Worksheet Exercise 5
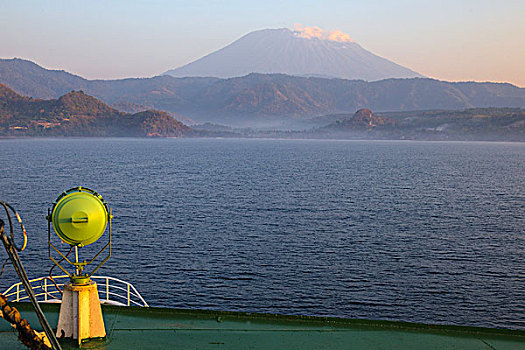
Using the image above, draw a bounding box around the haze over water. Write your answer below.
[0,138,523,330]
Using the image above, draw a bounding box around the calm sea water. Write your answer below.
[0,138,523,330]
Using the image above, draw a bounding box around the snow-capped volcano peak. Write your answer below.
[292,23,354,43]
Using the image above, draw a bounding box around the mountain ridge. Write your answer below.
[1,84,522,141]
[1,58,524,126]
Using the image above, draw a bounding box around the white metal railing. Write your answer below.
[2,275,149,307]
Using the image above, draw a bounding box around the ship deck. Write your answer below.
[1,303,524,349]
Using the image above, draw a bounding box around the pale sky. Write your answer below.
[1,0,524,86]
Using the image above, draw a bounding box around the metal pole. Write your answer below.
[74,246,79,276]
[0,223,62,350]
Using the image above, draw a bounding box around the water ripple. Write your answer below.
[0,138,523,330]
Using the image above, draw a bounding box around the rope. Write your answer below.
[0,293,51,350]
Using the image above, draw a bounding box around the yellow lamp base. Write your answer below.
[56,281,106,346]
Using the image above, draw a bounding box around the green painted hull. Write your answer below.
[1,303,524,349]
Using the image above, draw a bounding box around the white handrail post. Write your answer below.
[127,284,130,306]
[106,278,109,302]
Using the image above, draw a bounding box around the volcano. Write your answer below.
[164,27,423,81]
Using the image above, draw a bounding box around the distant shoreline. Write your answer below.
[1,136,523,144]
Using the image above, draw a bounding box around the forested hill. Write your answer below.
[312,108,525,141]
[0,84,191,137]
[1,58,524,126]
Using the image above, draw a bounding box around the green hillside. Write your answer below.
[0,85,191,137]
